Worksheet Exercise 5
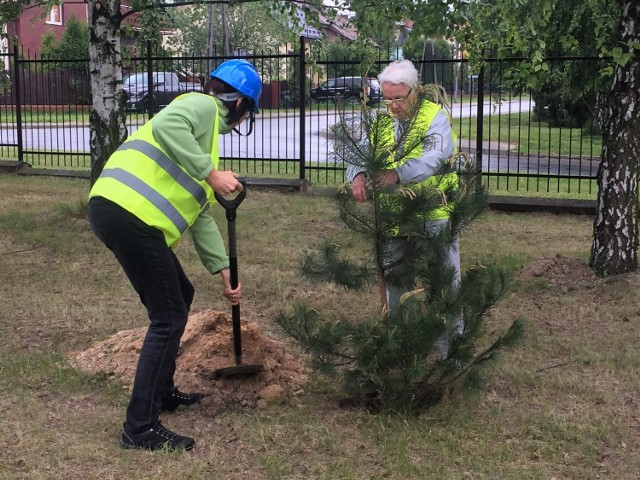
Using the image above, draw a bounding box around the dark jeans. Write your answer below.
[89,196,194,433]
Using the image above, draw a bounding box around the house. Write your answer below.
[291,5,358,44]
[4,2,89,55]
[4,1,358,59]
[318,12,357,43]
[3,1,139,57]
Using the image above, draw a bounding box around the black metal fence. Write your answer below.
[0,39,606,198]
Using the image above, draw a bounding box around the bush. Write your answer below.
[39,16,89,72]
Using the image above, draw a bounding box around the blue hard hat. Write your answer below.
[210,59,262,113]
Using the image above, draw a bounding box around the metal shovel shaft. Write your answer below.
[212,182,264,379]
[227,223,243,366]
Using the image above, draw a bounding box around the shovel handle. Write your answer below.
[214,179,247,222]
[214,180,246,365]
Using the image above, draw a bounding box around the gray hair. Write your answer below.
[378,60,419,89]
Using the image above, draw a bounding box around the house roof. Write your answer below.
[318,12,357,42]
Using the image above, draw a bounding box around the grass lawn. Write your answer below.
[457,113,603,158]
[0,175,637,479]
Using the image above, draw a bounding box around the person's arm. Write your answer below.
[189,212,229,274]
[395,110,455,184]
[152,94,218,180]
[153,95,241,195]
[345,156,369,202]
[346,163,366,183]
[189,212,242,305]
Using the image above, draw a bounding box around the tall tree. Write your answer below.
[86,0,128,186]
[590,2,640,275]
[40,15,90,71]
[164,2,294,57]
[450,0,638,275]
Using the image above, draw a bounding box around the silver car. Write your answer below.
[123,71,203,113]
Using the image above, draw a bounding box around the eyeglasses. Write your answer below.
[382,89,412,105]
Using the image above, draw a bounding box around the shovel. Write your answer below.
[212,180,264,379]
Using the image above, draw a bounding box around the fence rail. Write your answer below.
[0,40,605,199]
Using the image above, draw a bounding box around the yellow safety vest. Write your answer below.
[375,99,458,221]
[89,94,220,247]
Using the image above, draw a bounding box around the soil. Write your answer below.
[71,310,309,414]
[516,254,599,292]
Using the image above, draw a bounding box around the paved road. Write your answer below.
[0,98,532,154]
[0,97,598,177]
[479,150,599,177]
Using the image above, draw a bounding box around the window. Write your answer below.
[46,5,63,26]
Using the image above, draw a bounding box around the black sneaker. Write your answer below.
[119,422,195,451]
[160,388,205,412]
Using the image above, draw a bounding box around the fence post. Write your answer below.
[475,66,485,187]
[12,41,24,165]
[146,40,155,119]
[298,35,306,181]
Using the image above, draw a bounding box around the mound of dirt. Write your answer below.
[71,310,309,414]
[517,254,599,291]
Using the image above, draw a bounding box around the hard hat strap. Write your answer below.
[233,111,255,137]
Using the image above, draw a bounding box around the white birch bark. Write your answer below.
[591,1,640,275]
[87,0,128,185]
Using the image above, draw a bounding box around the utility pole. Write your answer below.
[220,3,230,56]
[206,4,216,72]
[431,37,437,84]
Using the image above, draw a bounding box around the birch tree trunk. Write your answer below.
[87,0,128,186]
[590,1,640,276]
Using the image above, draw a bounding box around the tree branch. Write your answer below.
[121,0,320,21]
[534,360,577,373]
[0,245,44,256]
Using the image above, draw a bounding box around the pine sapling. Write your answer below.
[277,86,524,411]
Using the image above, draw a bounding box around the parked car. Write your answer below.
[310,76,382,104]
[123,71,203,113]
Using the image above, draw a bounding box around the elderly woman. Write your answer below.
[89,60,262,452]
[346,59,462,352]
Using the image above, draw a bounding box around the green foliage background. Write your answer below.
[39,16,89,72]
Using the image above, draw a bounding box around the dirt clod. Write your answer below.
[71,310,308,414]
[517,254,599,292]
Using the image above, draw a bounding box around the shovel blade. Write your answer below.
[212,363,264,379]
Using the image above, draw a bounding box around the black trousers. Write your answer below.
[89,196,194,433]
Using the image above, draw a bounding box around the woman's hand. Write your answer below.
[206,170,243,196]
[351,173,368,202]
[220,268,242,305]
[374,169,399,187]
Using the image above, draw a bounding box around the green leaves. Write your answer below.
[0,0,30,25]
[609,38,640,67]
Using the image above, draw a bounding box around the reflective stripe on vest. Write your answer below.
[377,100,458,221]
[117,139,209,212]
[99,167,190,233]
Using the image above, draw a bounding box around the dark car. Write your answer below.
[310,76,382,104]
[123,71,203,113]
